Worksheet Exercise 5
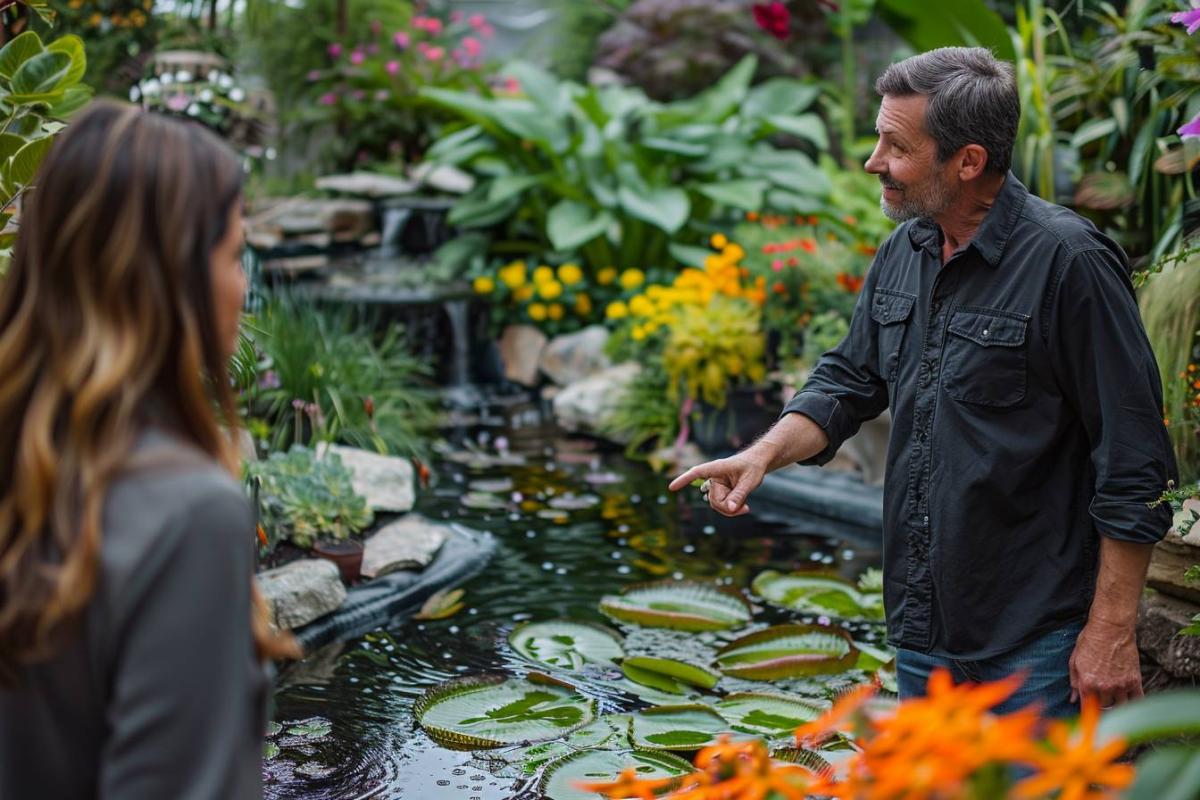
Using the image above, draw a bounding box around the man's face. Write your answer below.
[864,94,957,222]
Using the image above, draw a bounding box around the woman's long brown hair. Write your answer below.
[0,100,298,683]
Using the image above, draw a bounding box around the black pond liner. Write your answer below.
[292,524,496,653]
[753,465,883,547]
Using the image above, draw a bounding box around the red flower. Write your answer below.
[752,2,791,40]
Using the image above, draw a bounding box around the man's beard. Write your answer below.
[879,172,957,222]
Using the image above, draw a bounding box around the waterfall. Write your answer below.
[378,206,411,258]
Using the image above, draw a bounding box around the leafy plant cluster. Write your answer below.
[44,0,156,95]
[246,444,372,549]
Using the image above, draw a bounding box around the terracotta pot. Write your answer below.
[312,538,364,584]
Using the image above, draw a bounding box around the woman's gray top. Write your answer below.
[0,431,268,799]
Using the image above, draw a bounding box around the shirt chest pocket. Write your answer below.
[870,290,915,382]
[943,309,1029,407]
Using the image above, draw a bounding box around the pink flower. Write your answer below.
[306,69,321,81]
[461,35,482,58]
[327,42,342,58]
[386,59,400,76]
[1171,6,1200,34]
[468,13,485,28]
[393,31,410,48]
[351,89,366,101]
[166,93,189,112]
[424,46,445,62]
[772,259,784,271]
[413,15,443,35]
[318,92,337,106]
[479,22,495,39]
[350,49,366,65]
[752,1,791,40]
[1179,112,1200,138]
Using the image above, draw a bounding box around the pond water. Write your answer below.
[264,408,883,799]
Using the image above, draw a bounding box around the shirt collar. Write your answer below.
[906,172,1029,267]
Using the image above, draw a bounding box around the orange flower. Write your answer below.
[795,683,876,747]
[1013,696,1134,800]
[837,273,865,293]
[578,766,679,799]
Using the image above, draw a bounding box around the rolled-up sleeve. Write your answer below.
[781,247,892,465]
[1048,246,1178,543]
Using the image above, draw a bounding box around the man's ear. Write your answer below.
[957,144,989,181]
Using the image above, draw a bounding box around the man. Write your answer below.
[669,47,1177,716]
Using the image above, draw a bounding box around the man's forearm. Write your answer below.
[1088,537,1155,627]
[742,412,831,474]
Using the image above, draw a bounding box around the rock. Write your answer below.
[409,162,475,194]
[538,325,612,387]
[360,514,449,579]
[256,559,347,631]
[498,324,548,386]
[1137,591,1200,679]
[246,197,375,250]
[1171,498,1200,545]
[1147,531,1200,605]
[322,445,415,513]
[315,171,419,197]
[552,362,641,436]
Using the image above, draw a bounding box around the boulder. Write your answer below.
[1137,591,1200,679]
[256,559,347,631]
[1147,530,1200,605]
[409,162,475,195]
[552,362,641,436]
[322,445,415,513]
[314,171,419,197]
[498,324,548,386]
[360,514,449,579]
[538,325,612,386]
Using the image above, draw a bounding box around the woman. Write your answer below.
[0,100,296,798]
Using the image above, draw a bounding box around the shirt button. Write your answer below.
[923,515,930,525]
[982,328,990,338]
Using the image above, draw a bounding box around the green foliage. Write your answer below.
[599,363,681,458]
[801,311,851,369]
[250,296,438,459]
[662,296,765,408]
[44,0,155,96]
[875,0,1013,61]
[422,55,830,275]
[246,445,373,549]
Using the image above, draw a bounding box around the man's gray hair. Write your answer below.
[875,47,1019,176]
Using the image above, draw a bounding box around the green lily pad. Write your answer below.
[752,571,884,621]
[496,715,631,775]
[600,581,752,631]
[714,624,858,680]
[622,661,686,695]
[548,494,600,511]
[715,693,826,738]
[770,747,835,777]
[468,477,514,493]
[853,641,895,672]
[414,673,597,749]
[509,620,625,671]
[624,656,721,692]
[286,717,332,739]
[628,704,730,751]
[460,491,509,510]
[540,748,694,800]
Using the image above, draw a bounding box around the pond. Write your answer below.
[264,407,884,799]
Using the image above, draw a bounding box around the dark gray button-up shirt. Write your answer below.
[783,173,1177,659]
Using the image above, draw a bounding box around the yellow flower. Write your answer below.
[533,265,555,284]
[631,325,647,341]
[88,11,102,25]
[528,302,547,321]
[619,268,645,290]
[605,300,628,320]
[711,232,728,249]
[538,280,563,300]
[557,263,583,285]
[472,275,495,294]
[628,295,654,317]
[513,285,534,302]
[499,260,527,289]
[574,294,593,315]
[68,0,83,8]
[723,243,745,262]
[547,303,564,320]
[597,267,617,286]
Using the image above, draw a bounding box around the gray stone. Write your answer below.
[1171,498,1200,545]
[314,171,419,197]
[552,362,641,436]
[498,324,548,386]
[409,162,475,194]
[256,559,347,631]
[246,197,374,250]
[1147,532,1200,605]
[538,325,612,387]
[323,445,415,513]
[1138,592,1200,679]
[360,514,449,579]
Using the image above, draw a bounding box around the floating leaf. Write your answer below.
[714,624,858,680]
[770,747,834,777]
[264,741,280,760]
[468,477,514,493]
[509,620,625,671]
[715,693,825,738]
[629,704,731,751]
[286,718,333,739]
[540,748,693,800]
[414,588,465,621]
[622,662,686,695]
[548,494,600,511]
[600,581,752,631]
[624,656,720,691]
[460,491,508,510]
[496,716,631,775]
[856,568,883,594]
[415,674,596,749]
[752,571,884,621]
[267,721,283,736]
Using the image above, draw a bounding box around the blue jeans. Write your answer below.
[896,621,1084,719]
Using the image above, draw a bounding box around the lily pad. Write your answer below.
[600,581,752,631]
[460,491,509,510]
[496,716,631,775]
[771,747,835,777]
[584,471,622,485]
[540,748,693,800]
[628,704,730,751]
[853,640,895,672]
[286,717,332,739]
[509,620,625,671]
[752,571,884,621]
[548,494,600,510]
[714,624,858,680]
[623,656,721,694]
[715,693,825,738]
[414,673,597,749]
[469,477,514,493]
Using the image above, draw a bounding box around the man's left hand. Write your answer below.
[1068,616,1143,707]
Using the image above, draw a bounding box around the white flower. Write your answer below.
[129,86,141,102]
[199,89,214,102]
[265,147,277,160]
[187,104,200,116]
[228,87,245,103]
[219,74,233,89]
[160,72,173,84]
[142,79,161,96]
[176,70,193,83]
[207,70,219,83]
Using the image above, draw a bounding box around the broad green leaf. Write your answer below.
[744,149,831,195]
[696,180,766,211]
[7,135,53,187]
[540,748,692,800]
[714,624,859,680]
[509,620,625,671]
[1070,118,1118,150]
[1096,691,1200,746]
[766,190,825,216]
[623,657,720,690]
[0,32,44,82]
[488,174,544,203]
[641,137,708,158]
[0,133,25,164]
[505,61,568,117]
[621,661,685,695]
[45,84,91,118]
[1123,746,1200,800]
[655,55,757,127]
[764,114,829,150]
[752,571,884,621]
[45,35,86,89]
[447,185,520,229]
[628,704,730,751]
[599,580,752,631]
[715,693,825,738]
[617,185,689,234]
[876,0,1014,62]
[743,79,819,120]
[11,52,71,98]
[853,641,895,672]
[668,242,713,269]
[415,674,596,749]
[546,200,612,251]
[286,717,332,739]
